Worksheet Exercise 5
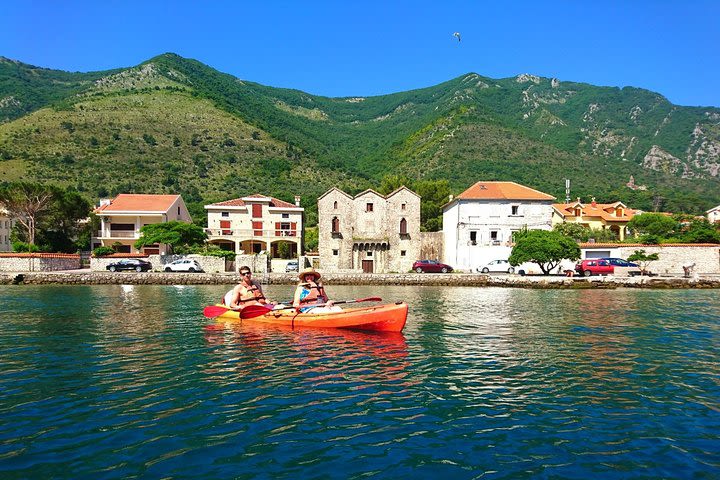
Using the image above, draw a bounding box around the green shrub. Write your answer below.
[93,246,116,257]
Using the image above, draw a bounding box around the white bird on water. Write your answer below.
[453,32,461,42]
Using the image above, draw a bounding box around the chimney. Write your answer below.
[294,195,301,207]
[99,199,111,207]
[449,194,454,202]
[591,197,596,208]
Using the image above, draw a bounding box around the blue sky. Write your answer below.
[2,1,719,107]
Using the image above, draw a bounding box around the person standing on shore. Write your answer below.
[225,266,269,310]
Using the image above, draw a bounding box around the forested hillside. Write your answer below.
[1,53,718,226]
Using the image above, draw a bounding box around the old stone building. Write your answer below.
[318,187,420,273]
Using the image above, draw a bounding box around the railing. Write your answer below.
[206,228,298,238]
[98,231,137,239]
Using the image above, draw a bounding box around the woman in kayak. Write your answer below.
[293,267,341,314]
[225,266,269,310]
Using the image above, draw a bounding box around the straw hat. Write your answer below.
[298,267,321,281]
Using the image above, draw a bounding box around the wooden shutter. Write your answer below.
[252,204,262,218]
[252,221,263,236]
[290,222,297,237]
[275,222,281,236]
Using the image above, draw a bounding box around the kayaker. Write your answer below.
[293,267,341,313]
[225,266,269,310]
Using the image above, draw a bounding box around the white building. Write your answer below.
[707,205,720,224]
[443,181,555,271]
[205,194,304,257]
[93,194,192,254]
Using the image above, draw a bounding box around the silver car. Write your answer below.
[477,259,515,274]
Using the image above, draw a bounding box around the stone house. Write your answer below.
[92,194,192,254]
[318,187,420,273]
[552,198,636,240]
[443,181,555,271]
[0,208,14,252]
[205,194,304,258]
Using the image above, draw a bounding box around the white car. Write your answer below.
[164,259,203,273]
[477,259,515,274]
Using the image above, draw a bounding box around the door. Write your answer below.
[362,260,373,273]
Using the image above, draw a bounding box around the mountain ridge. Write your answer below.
[1,53,718,223]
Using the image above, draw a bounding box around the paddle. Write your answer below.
[240,296,383,319]
[203,305,238,318]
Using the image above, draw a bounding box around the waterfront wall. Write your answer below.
[89,254,265,273]
[2,271,718,289]
[0,253,80,272]
[615,245,720,275]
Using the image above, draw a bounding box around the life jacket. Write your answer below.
[299,282,328,306]
[223,282,266,306]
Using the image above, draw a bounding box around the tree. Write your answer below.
[679,219,720,244]
[509,229,581,275]
[134,221,207,253]
[415,179,450,232]
[627,213,678,239]
[627,249,659,275]
[0,182,58,245]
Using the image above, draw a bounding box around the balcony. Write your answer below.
[206,228,298,239]
[97,230,138,239]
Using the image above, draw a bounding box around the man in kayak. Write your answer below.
[225,266,269,310]
[293,267,341,314]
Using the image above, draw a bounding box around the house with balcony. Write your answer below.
[0,208,15,252]
[443,181,555,271]
[318,186,420,273]
[204,194,304,257]
[92,194,192,254]
[552,198,636,241]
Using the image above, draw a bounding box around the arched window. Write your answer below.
[333,201,338,209]
[400,218,407,235]
[331,216,340,233]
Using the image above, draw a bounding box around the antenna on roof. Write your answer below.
[565,179,570,204]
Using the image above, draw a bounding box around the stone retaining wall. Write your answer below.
[1,271,718,289]
[616,245,720,275]
[0,253,81,272]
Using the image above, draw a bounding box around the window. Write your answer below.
[511,205,520,215]
[400,250,406,256]
[332,249,339,256]
[401,203,406,210]
[333,201,338,209]
[221,212,229,217]
[366,251,372,257]
[282,213,289,219]
[470,231,477,245]
[366,203,373,212]
[331,216,340,233]
[178,206,181,215]
[252,204,262,218]
[490,230,498,240]
[399,218,407,235]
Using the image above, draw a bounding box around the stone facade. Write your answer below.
[0,210,14,252]
[0,253,81,271]
[90,253,269,274]
[318,187,421,273]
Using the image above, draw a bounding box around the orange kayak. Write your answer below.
[214,302,408,332]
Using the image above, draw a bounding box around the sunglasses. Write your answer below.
[241,272,251,276]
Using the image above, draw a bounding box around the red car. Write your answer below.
[413,260,453,273]
[575,258,640,276]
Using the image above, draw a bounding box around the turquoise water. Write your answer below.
[0,284,718,479]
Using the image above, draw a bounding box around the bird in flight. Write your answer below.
[453,32,461,42]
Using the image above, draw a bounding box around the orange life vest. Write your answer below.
[299,282,328,306]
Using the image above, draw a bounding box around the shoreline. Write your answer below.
[1,270,718,289]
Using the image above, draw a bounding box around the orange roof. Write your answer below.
[457,182,555,201]
[208,194,298,209]
[553,201,636,222]
[94,194,180,213]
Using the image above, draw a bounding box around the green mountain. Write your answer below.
[1,53,719,225]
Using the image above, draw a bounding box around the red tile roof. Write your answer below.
[94,194,180,213]
[553,201,636,222]
[208,194,298,209]
[457,182,555,201]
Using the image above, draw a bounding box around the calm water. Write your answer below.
[0,284,718,479]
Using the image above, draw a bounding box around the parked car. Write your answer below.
[164,259,203,272]
[413,259,453,273]
[106,258,152,272]
[477,259,515,274]
[285,260,299,272]
[575,258,640,276]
